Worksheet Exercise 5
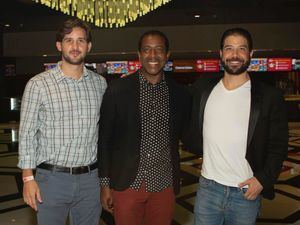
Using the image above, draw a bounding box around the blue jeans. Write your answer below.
[36,168,101,225]
[194,176,261,225]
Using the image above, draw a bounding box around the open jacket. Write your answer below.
[183,77,288,199]
[98,72,191,194]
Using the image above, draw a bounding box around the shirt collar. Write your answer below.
[139,70,166,88]
[53,61,90,82]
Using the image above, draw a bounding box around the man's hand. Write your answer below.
[120,71,134,78]
[239,177,263,200]
[101,186,114,213]
[23,180,42,211]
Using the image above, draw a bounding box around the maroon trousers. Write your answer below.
[112,184,175,225]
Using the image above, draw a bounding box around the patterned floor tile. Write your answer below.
[0,124,299,225]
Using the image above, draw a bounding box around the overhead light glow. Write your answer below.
[33,0,172,28]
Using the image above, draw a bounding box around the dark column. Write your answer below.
[0,26,5,122]
[0,26,4,94]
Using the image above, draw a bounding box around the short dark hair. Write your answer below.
[138,30,169,52]
[56,18,92,42]
[220,27,253,51]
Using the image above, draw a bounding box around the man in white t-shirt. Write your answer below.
[184,28,288,225]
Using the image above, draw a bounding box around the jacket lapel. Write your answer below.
[247,79,261,147]
[129,72,141,137]
[166,76,176,140]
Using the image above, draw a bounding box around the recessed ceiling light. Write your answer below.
[42,54,48,57]
[4,24,10,27]
[121,52,126,54]
[194,15,200,18]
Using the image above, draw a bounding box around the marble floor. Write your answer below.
[0,123,299,225]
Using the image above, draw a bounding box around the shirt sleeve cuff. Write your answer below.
[17,155,37,169]
[100,177,110,187]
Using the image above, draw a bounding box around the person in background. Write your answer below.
[18,18,107,225]
[184,27,288,225]
[98,30,190,225]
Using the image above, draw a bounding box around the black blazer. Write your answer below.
[183,77,288,199]
[98,72,191,194]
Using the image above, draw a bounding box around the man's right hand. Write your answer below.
[120,71,134,78]
[100,186,114,213]
[23,180,42,211]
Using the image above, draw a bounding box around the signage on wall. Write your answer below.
[127,61,142,74]
[196,59,220,72]
[107,61,128,74]
[267,58,292,71]
[173,60,196,73]
[41,57,299,75]
[248,58,268,72]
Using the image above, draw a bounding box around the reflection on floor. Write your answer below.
[0,122,299,225]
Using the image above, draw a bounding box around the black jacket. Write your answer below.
[98,72,191,194]
[183,77,288,199]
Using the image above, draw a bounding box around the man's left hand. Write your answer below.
[239,177,263,200]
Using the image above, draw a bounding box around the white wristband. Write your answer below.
[23,175,34,183]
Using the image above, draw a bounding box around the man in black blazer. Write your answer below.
[184,28,288,225]
[98,30,190,225]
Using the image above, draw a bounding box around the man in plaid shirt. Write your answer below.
[18,18,106,225]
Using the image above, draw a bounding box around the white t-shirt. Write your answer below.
[201,79,253,187]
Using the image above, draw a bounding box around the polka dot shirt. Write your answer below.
[129,72,173,192]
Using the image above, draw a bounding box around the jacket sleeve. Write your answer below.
[181,81,204,155]
[97,82,116,183]
[254,90,288,189]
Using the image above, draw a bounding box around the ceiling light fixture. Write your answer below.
[4,24,10,27]
[194,14,200,18]
[33,0,172,28]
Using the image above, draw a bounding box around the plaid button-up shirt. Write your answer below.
[18,62,107,169]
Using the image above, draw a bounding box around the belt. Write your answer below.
[37,162,98,175]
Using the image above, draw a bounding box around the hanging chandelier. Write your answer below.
[33,0,172,28]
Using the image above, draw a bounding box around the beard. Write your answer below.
[221,57,250,75]
[62,51,85,65]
